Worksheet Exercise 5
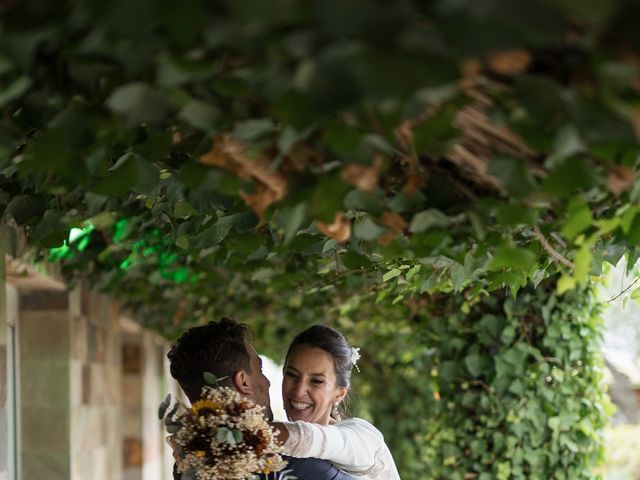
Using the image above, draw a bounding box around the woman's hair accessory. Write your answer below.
[350,347,361,372]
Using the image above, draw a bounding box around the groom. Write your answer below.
[167,317,354,480]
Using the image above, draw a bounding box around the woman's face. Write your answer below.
[282,344,348,425]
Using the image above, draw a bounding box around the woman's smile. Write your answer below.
[282,344,347,425]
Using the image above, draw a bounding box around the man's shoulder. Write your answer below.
[174,458,354,480]
[285,456,354,480]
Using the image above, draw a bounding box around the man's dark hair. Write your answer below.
[167,317,252,402]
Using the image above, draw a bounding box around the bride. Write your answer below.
[271,325,401,480]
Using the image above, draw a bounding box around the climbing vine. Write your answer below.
[0,1,633,477]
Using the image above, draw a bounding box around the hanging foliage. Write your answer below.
[0,2,626,478]
[1,0,639,328]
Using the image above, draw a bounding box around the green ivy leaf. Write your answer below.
[464,353,491,377]
[92,154,139,196]
[280,202,307,244]
[542,158,597,196]
[179,100,220,132]
[487,157,535,198]
[353,217,386,241]
[5,195,45,225]
[382,268,402,282]
[107,83,172,126]
[573,246,592,284]
[343,252,371,269]
[174,201,199,219]
[309,175,350,222]
[496,203,538,226]
[232,118,274,142]
[556,274,576,294]
[0,75,32,108]
[490,245,537,272]
[409,209,449,233]
[561,196,593,240]
[175,235,189,250]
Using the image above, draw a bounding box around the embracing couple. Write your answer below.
[168,317,401,480]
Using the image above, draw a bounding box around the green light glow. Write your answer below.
[69,224,95,251]
[48,223,95,261]
[112,219,129,243]
[68,227,85,243]
[49,241,71,261]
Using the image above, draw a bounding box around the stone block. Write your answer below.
[105,366,121,405]
[81,286,91,318]
[122,438,143,468]
[0,409,6,471]
[121,407,142,437]
[87,293,104,325]
[90,364,106,406]
[108,302,120,328]
[19,311,70,360]
[123,467,142,480]
[68,286,81,318]
[122,342,142,374]
[95,325,106,364]
[72,315,87,361]
[82,364,91,404]
[0,345,5,409]
[71,405,101,451]
[87,322,96,363]
[21,405,70,455]
[91,447,107,480]
[20,359,70,408]
[69,360,82,407]
[19,289,68,311]
[70,406,88,451]
[22,452,69,480]
[105,409,121,447]
[121,376,142,406]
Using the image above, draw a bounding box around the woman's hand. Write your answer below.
[165,434,183,468]
[269,422,290,445]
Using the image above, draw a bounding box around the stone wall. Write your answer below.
[18,284,71,479]
[3,255,176,480]
[69,287,122,480]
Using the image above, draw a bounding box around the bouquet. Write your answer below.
[159,383,290,480]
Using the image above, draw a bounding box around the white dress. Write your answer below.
[281,417,401,480]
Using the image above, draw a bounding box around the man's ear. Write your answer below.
[231,370,253,396]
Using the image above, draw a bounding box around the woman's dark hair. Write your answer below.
[167,317,252,402]
[284,324,355,389]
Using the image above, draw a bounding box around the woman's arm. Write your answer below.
[272,418,385,474]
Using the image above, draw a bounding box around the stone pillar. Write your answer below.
[18,286,71,480]
[121,327,175,480]
[69,286,122,480]
[141,333,168,480]
[0,235,7,480]
[121,333,143,480]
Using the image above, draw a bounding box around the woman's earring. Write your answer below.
[331,402,342,422]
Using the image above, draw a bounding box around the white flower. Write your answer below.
[350,347,361,371]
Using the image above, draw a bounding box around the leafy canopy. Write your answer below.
[0,0,639,332]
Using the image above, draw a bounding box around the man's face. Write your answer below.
[245,343,273,420]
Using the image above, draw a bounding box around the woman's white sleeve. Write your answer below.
[281,418,384,473]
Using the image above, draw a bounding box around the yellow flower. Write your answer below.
[262,469,271,475]
[195,451,206,458]
[191,399,220,414]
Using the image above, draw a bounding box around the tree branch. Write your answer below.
[607,275,640,303]
[533,226,575,270]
